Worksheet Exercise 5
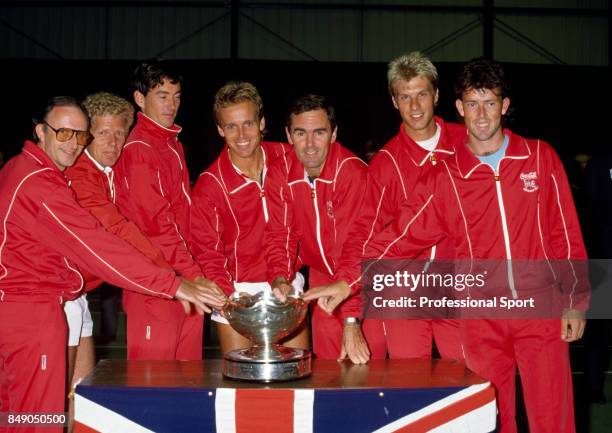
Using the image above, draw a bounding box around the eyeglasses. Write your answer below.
[44,121,92,146]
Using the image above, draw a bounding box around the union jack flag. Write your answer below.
[75,382,496,432]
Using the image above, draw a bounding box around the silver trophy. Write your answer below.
[221,290,312,382]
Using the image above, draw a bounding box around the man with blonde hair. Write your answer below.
[66,93,135,343]
[62,92,134,409]
[305,52,465,360]
[64,90,177,370]
[190,81,308,353]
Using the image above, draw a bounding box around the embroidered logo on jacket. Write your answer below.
[520,171,539,192]
[326,200,334,218]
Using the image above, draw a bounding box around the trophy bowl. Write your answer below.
[221,290,311,382]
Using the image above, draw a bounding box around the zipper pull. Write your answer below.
[311,189,316,199]
[494,174,500,181]
[260,189,265,198]
[430,153,437,165]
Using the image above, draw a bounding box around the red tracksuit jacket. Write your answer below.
[337,118,464,292]
[64,149,170,291]
[190,142,291,295]
[264,141,368,317]
[0,141,180,303]
[113,112,200,279]
[364,130,588,309]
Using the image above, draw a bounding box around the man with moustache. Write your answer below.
[265,94,370,363]
[190,82,308,353]
[113,61,222,360]
[305,52,464,360]
[0,96,223,432]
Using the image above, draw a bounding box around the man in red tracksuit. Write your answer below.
[308,52,465,360]
[353,60,587,433]
[0,97,224,433]
[64,92,173,369]
[113,61,219,360]
[190,82,308,353]
[265,94,370,363]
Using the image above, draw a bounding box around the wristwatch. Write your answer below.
[344,317,361,325]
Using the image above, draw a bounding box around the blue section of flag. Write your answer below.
[313,387,464,433]
[77,385,217,432]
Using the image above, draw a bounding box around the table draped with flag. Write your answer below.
[74,359,496,433]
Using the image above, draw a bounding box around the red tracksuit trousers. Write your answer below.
[461,319,575,433]
[122,292,203,360]
[362,318,464,360]
[309,269,344,358]
[0,302,66,433]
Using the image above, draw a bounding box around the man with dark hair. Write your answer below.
[190,81,308,353]
[265,94,370,364]
[113,60,221,360]
[130,61,184,111]
[0,96,223,430]
[306,51,465,360]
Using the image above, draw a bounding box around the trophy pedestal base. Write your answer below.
[223,348,312,382]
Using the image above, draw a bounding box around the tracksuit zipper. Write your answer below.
[311,184,334,275]
[257,184,268,222]
[494,171,518,299]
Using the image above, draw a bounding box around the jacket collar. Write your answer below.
[396,116,455,167]
[135,112,182,140]
[84,148,112,174]
[287,140,342,184]
[454,128,532,178]
[218,142,270,194]
[22,140,63,173]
